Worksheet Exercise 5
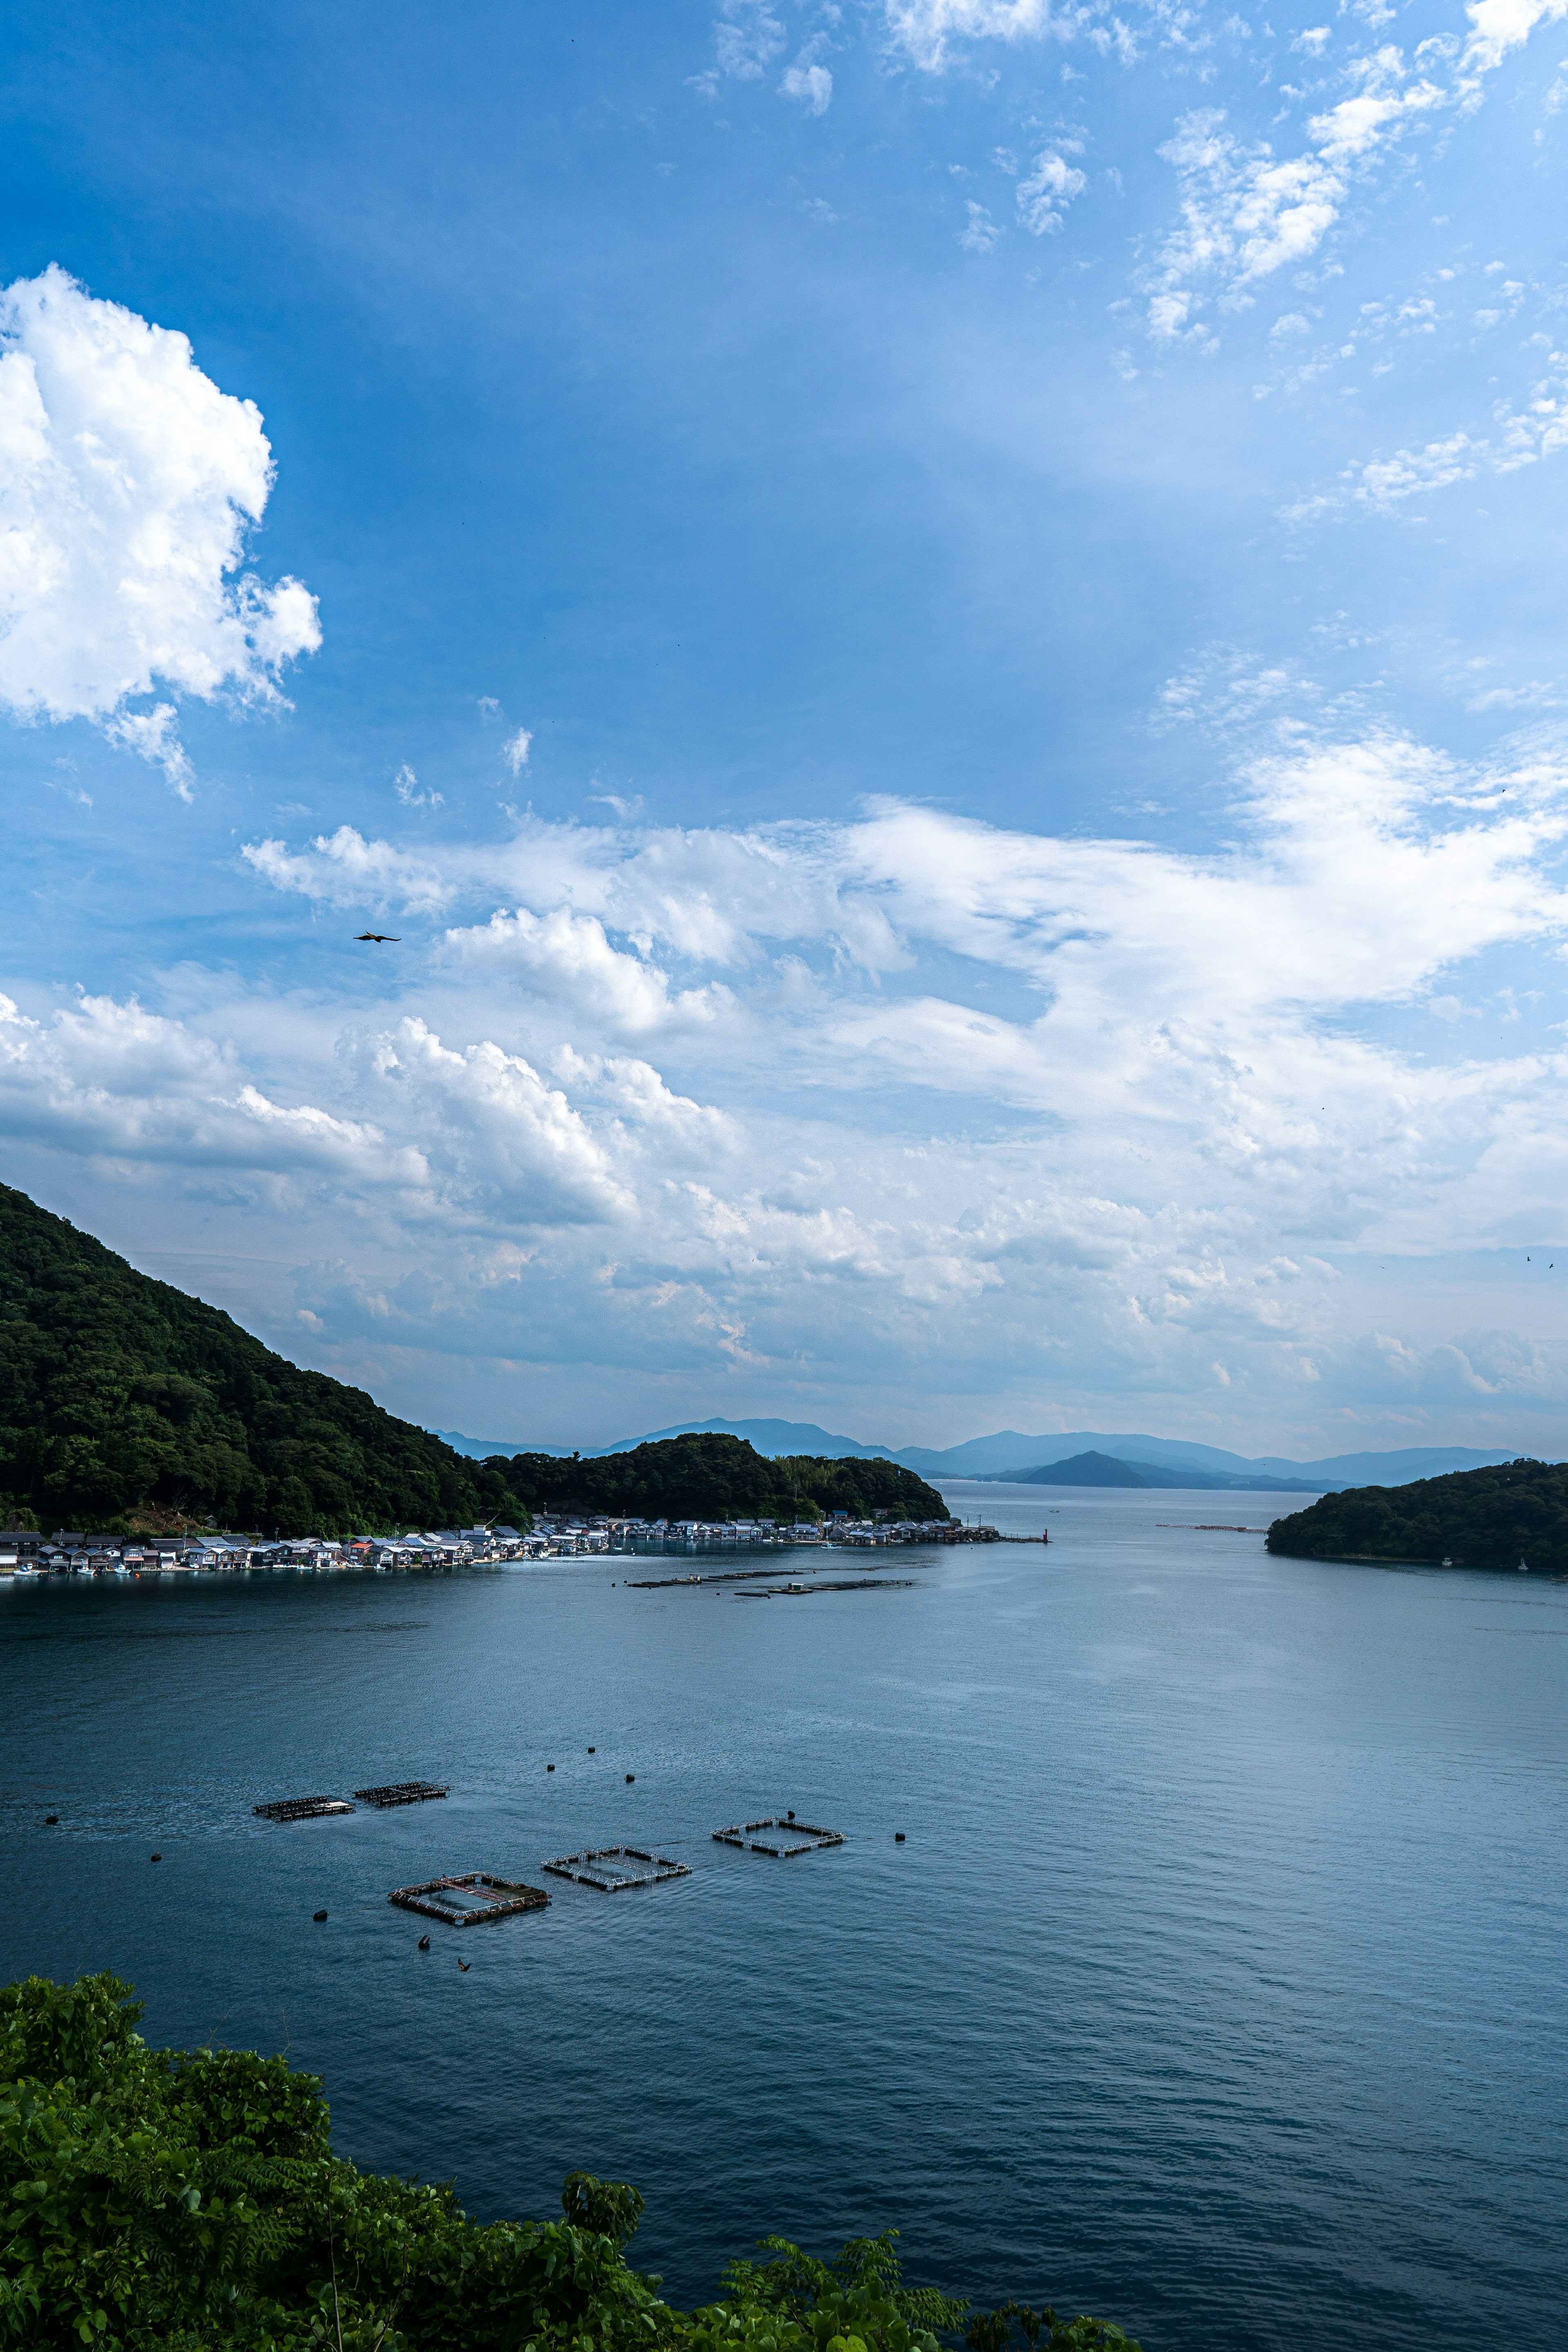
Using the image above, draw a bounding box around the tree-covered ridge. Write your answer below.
[0,1971,1138,2352]
[0,1181,528,1538]
[496,1433,952,1523]
[1266,1458,1568,1571]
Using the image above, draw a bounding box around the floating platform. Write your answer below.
[712,1816,844,1857]
[541,1845,692,1891]
[353,1780,449,1807]
[388,1872,550,1926]
[253,1795,355,1822]
[735,1578,914,1599]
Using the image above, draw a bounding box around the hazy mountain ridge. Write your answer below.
[434,1416,1526,1492]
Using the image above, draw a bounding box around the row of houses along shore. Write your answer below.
[0,1512,999,1578]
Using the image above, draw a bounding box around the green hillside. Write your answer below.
[0,1181,528,1537]
[501,1432,952,1522]
[1266,1457,1568,1572]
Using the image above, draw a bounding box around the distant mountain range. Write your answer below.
[432,1416,1534,1493]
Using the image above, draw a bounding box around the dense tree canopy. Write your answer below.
[0,1182,528,1537]
[497,1433,951,1523]
[0,1972,1138,2352]
[1266,1458,1568,1572]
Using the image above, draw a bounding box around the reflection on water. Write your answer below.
[2,1480,1565,2352]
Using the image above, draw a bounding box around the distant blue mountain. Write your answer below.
[429,1417,1538,1490]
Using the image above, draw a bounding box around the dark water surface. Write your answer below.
[2,1481,1565,2352]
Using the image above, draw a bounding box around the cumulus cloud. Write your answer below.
[883,0,1056,72]
[1016,147,1087,233]
[0,266,320,783]
[394,763,443,809]
[1144,61,1442,343]
[448,906,734,1036]
[960,202,1002,252]
[20,735,1538,1437]
[781,60,833,112]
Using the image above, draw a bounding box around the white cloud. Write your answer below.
[502,726,532,775]
[394,763,444,809]
[702,0,786,86]
[448,906,734,1036]
[1016,147,1087,234]
[960,202,1002,252]
[143,738,1568,1440]
[781,60,834,111]
[0,266,320,783]
[883,0,1056,72]
[1461,0,1568,80]
[1145,57,1442,341]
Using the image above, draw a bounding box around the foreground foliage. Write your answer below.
[497,1434,951,1525]
[0,1975,1137,2352]
[0,1182,529,1537]
[1266,1457,1568,1572]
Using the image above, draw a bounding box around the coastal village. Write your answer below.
[0,1511,1001,1576]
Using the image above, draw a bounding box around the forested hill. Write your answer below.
[1266,1459,1568,1573]
[500,1433,951,1523]
[0,1182,527,1537]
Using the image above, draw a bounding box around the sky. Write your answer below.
[4,0,1568,1457]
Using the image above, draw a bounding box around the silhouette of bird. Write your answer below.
[417,1935,430,1950]
[356,932,401,943]
[457,1957,471,1971]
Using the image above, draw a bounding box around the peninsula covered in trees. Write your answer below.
[0,1181,526,1538]
[502,1432,950,1525]
[1266,1458,1568,1572]
[0,1184,950,1538]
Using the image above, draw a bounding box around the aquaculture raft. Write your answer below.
[253,1795,355,1822]
[542,1846,692,1891]
[388,1873,550,1926]
[712,1817,844,1857]
[353,1780,449,1807]
[734,1577,914,1599]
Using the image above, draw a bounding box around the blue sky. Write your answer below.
[4,0,1568,1455]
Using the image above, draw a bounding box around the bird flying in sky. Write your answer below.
[355,932,400,943]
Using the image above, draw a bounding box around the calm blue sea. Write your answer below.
[2,1481,1565,2352]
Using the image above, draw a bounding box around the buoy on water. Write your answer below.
[44,1814,57,1826]
[626,1773,635,1782]
[588,1746,596,1753]
[895,1833,906,1843]
[547,1763,555,1771]
[150,1853,162,1863]
[418,1934,430,1950]
[313,1909,328,1922]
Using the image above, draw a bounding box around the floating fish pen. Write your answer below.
[627,1564,833,1590]
[388,1873,550,1927]
[712,1817,845,1857]
[541,1846,692,1891]
[353,1780,449,1807]
[253,1795,355,1822]
[735,1578,915,1599]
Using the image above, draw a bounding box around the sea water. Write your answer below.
[1,1480,1564,2352]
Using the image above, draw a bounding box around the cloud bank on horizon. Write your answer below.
[5,0,1568,1454]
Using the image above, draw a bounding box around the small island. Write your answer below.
[1266,1457,1568,1573]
